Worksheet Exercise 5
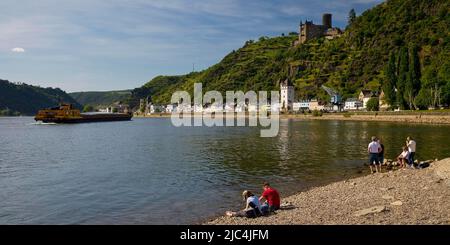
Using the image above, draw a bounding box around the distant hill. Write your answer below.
[0,79,82,116]
[69,90,132,108]
[130,0,450,109]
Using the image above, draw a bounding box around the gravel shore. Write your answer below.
[291,114,450,124]
[207,158,450,225]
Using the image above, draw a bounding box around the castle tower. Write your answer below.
[299,20,313,44]
[322,13,332,29]
[280,79,295,111]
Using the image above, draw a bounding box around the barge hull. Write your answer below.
[34,103,133,123]
[40,115,132,123]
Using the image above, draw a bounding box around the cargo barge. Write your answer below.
[34,104,132,123]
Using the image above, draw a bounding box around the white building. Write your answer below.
[193,105,203,113]
[280,79,295,111]
[293,100,310,111]
[235,104,245,113]
[99,103,129,114]
[308,99,324,111]
[204,103,223,113]
[270,103,281,112]
[177,104,192,113]
[248,104,258,112]
[98,108,110,113]
[224,103,235,112]
[165,104,177,113]
[344,98,363,111]
[293,102,301,112]
[150,105,165,114]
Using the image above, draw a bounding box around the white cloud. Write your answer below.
[11,47,25,53]
[0,0,382,91]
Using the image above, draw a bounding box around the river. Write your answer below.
[0,117,448,224]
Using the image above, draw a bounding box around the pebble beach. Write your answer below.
[207,158,450,225]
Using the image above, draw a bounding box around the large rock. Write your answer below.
[353,206,388,217]
[434,158,450,187]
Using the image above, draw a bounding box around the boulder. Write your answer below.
[382,195,394,200]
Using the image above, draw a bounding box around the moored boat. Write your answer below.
[34,104,132,123]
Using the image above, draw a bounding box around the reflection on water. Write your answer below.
[0,117,449,224]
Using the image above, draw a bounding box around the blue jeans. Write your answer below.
[408,152,416,166]
[261,203,278,215]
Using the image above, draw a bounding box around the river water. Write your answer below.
[0,117,448,224]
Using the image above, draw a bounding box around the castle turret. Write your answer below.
[322,13,332,29]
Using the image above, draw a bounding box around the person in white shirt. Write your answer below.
[397,146,410,168]
[406,136,417,168]
[367,136,382,173]
[225,190,262,218]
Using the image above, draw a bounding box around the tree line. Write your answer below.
[382,44,449,110]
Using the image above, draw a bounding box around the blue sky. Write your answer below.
[0,0,383,92]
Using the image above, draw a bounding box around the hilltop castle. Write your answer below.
[294,13,343,45]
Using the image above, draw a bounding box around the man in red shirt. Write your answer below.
[259,182,280,214]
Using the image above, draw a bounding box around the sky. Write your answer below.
[0,0,383,92]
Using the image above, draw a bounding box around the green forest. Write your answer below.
[130,0,450,110]
[0,79,81,116]
[69,90,132,109]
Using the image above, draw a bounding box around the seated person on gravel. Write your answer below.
[259,182,281,215]
[225,190,262,218]
[397,146,410,168]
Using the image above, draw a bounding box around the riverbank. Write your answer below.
[207,158,450,225]
[134,112,450,124]
[287,113,450,124]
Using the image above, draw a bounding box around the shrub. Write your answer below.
[366,98,379,111]
[82,105,94,112]
[312,109,323,117]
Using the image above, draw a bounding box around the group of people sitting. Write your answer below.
[397,136,417,168]
[368,136,417,173]
[226,182,280,218]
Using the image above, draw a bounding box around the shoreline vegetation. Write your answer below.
[207,158,450,225]
[134,111,450,125]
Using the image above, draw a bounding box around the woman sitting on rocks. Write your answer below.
[397,146,410,168]
[225,190,262,218]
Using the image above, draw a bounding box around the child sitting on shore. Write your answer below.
[397,146,410,168]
